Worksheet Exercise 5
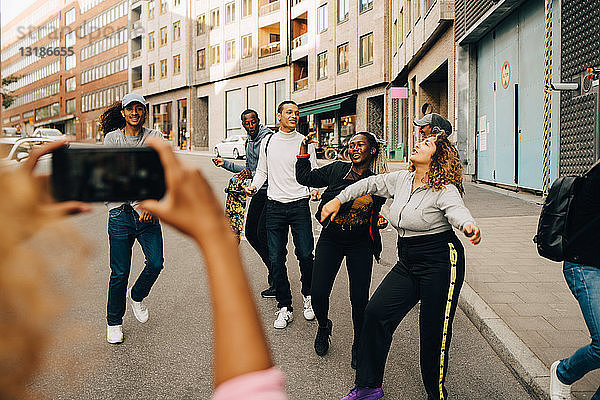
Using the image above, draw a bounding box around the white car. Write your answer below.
[31,128,65,140]
[0,137,54,171]
[214,135,247,159]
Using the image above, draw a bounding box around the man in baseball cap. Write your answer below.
[413,113,452,138]
[121,93,147,108]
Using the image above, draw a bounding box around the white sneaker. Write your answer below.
[550,360,571,400]
[107,324,123,344]
[303,295,315,320]
[127,288,149,323]
[274,307,293,329]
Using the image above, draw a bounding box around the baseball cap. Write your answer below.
[122,93,147,108]
[413,113,452,134]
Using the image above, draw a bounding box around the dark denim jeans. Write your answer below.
[557,262,600,399]
[266,198,314,311]
[107,206,164,326]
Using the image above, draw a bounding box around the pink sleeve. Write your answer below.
[212,367,288,400]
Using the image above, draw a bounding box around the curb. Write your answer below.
[458,283,550,400]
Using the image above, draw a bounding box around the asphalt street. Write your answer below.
[29,153,531,399]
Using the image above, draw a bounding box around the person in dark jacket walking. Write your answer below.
[296,131,388,367]
[321,128,481,400]
[213,110,275,297]
[549,162,600,400]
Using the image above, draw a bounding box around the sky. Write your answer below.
[1,0,38,29]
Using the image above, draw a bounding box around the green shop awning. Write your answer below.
[299,95,354,117]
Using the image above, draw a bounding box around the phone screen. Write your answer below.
[51,147,166,202]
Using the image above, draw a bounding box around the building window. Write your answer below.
[210,45,220,65]
[197,14,205,35]
[65,31,76,47]
[35,102,60,121]
[65,8,76,25]
[148,0,155,18]
[211,8,220,27]
[242,0,252,17]
[160,0,167,14]
[242,34,252,58]
[65,98,76,114]
[265,80,286,126]
[317,4,328,33]
[414,0,420,21]
[225,40,235,61]
[226,88,242,137]
[337,0,349,22]
[173,54,181,74]
[173,0,180,6]
[153,102,172,139]
[148,32,155,50]
[359,0,373,13]
[149,63,155,81]
[197,49,206,70]
[160,59,167,78]
[173,21,181,41]
[225,2,235,24]
[317,51,327,80]
[424,0,436,12]
[160,26,167,46]
[65,54,76,70]
[66,77,76,92]
[246,85,258,109]
[337,42,348,73]
[359,33,373,66]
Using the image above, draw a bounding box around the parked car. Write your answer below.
[0,137,54,170]
[214,135,247,159]
[31,128,65,140]
[1,127,20,137]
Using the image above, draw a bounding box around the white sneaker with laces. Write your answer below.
[127,288,149,323]
[107,324,123,344]
[274,307,293,329]
[303,295,315,320]
[550,360,572,400]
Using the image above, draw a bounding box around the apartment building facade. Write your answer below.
[455,0,560,190]
[386,0,454,161]
[131,0,290,151]
[288,0,390,150]
[1,0,129,142]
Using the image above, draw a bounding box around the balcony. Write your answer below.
[291,33,307,49]
[132,49,141,59]
[294,77,308,91]
[132,79,142,88]
[260,41,280,57]
[260,0,279,16]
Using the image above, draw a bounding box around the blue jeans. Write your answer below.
[266,198,314,311]
[107,206,164,326]
[557,262,600,399]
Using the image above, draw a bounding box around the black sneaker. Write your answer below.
[314,319,333,356]
[261,287,276,298]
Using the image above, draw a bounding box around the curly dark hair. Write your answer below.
[409,127,464,195]
[99,101,147,134]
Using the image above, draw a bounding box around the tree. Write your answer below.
[2,75,20,109]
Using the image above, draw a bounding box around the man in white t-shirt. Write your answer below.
[246,101,319,329]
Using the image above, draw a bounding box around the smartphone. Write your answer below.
[51,147,166,202]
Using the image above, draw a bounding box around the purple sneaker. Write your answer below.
[341,386,384,400]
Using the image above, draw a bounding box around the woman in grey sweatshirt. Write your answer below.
[321,128,481,400]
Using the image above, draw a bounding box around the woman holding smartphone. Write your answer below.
[99,93,165,344]
[296,131,387,367]
[321,128,481,400]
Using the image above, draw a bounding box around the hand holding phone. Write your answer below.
[51,147,166,202]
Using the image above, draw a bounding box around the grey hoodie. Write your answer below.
[222,124,273,190]
[336,170,476,237]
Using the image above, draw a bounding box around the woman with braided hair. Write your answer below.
[321,128,482,400]
[296,131,389,368]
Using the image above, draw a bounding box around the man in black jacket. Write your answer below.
[550,162,600,400]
